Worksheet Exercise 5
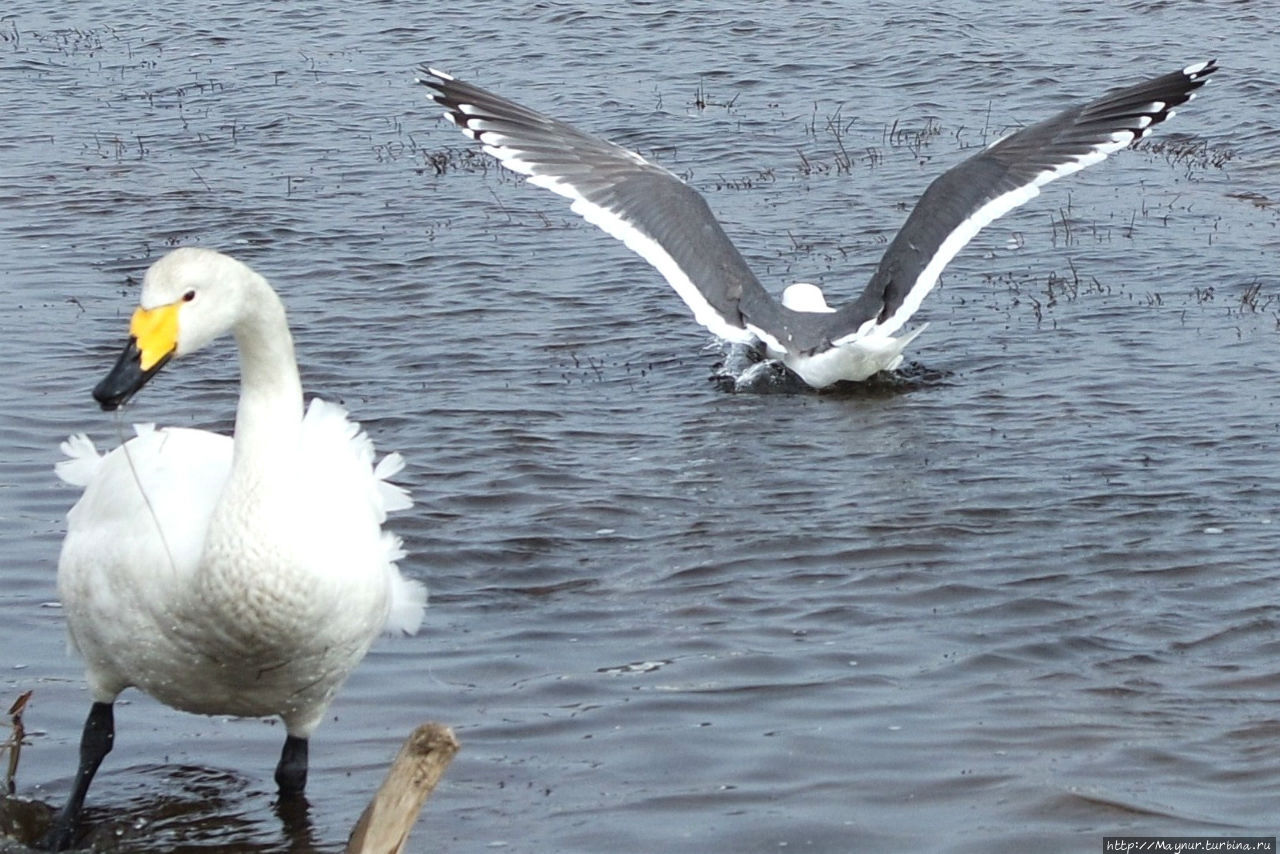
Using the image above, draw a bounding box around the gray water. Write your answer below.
[2,1,1278,851]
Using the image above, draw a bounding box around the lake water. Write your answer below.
[2,1,1278,851]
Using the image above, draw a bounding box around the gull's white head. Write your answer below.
[780,282,835,314]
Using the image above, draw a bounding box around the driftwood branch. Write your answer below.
[345,722,459,854]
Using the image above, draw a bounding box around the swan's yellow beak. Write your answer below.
[130,303,181,371]
[92,302,181,411]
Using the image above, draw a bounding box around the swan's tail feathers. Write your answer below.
[385,548,427,636]
[374,452,413,513]
[56,433,103,487]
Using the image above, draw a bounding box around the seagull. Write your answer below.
[417,61,1217,390]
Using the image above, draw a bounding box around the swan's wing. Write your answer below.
[56,433,103,487]
[57,427,232,681]
[300,397,412,522]
[823,60,1218,346]
[61,427,232,591]
[299,398,424,635]
[417,66,806,353]
[57,423,162,487]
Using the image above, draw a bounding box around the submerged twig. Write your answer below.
[3,691,33,794]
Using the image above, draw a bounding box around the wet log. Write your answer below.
[345,723,459,854]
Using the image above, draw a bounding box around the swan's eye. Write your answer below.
[182,290,196,302]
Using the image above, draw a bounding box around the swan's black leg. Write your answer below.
[38,701,114,851]
[274,734,308,796]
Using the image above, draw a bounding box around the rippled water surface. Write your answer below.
[2,1,1278,851]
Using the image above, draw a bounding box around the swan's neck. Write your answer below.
[196,269,307,649]
[230,275,303,469]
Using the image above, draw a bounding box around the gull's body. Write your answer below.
[43,248,426,849]
[418,61,1217,390]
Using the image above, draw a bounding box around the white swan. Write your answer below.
[42,247,426,850]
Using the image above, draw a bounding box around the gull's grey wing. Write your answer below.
[417,67,806,351]
[822,60,1218,347]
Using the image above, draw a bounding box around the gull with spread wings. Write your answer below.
[418,61,1216,390]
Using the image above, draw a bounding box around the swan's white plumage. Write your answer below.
[54,432,106,487]
[56,247,425,740]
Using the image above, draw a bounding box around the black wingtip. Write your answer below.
[1184,58,1219,86]
[414,65,451,94]
[415,65,456,118]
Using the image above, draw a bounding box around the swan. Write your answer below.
[417,60,1217,390]
[41,247,426,850]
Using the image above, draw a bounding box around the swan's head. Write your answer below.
[93,248,252,411]
[780,282,835,314]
